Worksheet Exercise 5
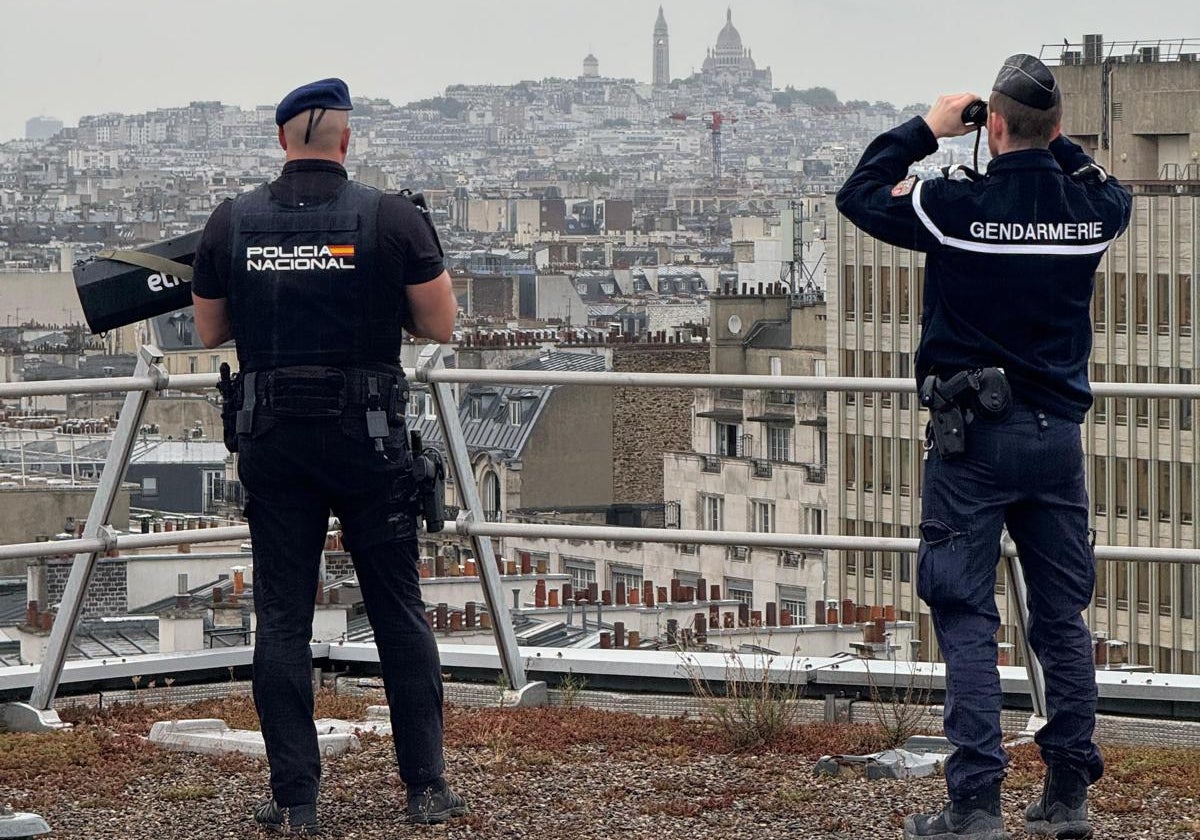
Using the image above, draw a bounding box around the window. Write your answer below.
[702,494,724,531]
[1135,272,1149,334]
[862,265,874,321]
[725,578,754,607]
[1178,273,1192,334]
[844,435,857,490]
[210,354,221,373]
[424,393,437,420]
[843,350,856,406]
[1137,561,1150,614]
[1182,462,1194,525]
[1116,560,1129,609]
[1156,355,1175,419]
[1115,459,1129,517]
[1112,367,1128,425]
[806,506,825,535]
[778,585,807,624]
[879,265,892,318]
[509,400,523,425]
[881,437,893,493]
[898,266,910,323]
[861,353,874,407]
[610,565,643,593]
[1158,563,1173,616]
[751,500,775,533]
[188,355,198,374]
[862,437,875,491]
[1182,369,1194,432]
[1156,273,1170,334]
[770,356,782,377]
[481,470,502,521]
[843,264,856,320]
[715,421,742,456]
[141,476,158,497]
[1093,457,1108,515]
[1114,272,1128,334]
[880,354,894,408]
[1157,461,1171,523]
[1136,459,1150,520]
[1181,564,1195,620]
[1134,366,1149,427]
[1093,272,1106,331]
[407,392,421,418]
[563,558,596,591]
[469,396,482,420]
[767,426,791,462]
[202,470,222,512]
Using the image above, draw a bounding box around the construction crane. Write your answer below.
[669,110,738,184]
[703,111,736,182]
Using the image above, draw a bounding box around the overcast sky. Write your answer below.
[2,0,1195,140]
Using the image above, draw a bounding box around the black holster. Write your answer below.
[920,367,1012,458]
[410,430,446,533]
[216,363,243,453]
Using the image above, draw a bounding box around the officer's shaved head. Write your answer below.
[281,108,350,153]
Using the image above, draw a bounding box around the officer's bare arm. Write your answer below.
[404,271,457,343]
[192,294,233,348]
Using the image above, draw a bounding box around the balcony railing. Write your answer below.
[2,345,1200,736]
[804,464,828,484]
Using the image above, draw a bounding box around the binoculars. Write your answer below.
[962,100,988,127]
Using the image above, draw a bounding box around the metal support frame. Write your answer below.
[1006,551,1048,738]
[5,357,1197,721]
[416,346,543,704]
[25,346,165,721]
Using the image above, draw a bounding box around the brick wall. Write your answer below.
[611,345,709,503]
[324,551,355,580]
[471,276,517,320]
[41,557,128,619]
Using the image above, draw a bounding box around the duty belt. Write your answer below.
[919,367,1012,458]
[238,366,408,452]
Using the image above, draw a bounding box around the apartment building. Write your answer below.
[830,38,1200,671]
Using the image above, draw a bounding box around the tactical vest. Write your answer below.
[227,180,403,371]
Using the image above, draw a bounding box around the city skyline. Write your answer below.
[3,0,1195,141]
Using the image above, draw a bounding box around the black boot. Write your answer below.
[1025,765,1092,839]
[253,799,321,835]
[903,783,1010,840]
[406,778,469,825]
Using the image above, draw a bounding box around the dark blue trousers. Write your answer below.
[238,416,444,807]
[918,403,1104,799]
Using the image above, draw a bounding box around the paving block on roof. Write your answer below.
[148,718,359,759]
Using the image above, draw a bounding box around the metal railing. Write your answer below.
[3,346,1200,732]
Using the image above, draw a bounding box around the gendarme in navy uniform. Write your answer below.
[191,78,467,831]
[837,56,1131,840]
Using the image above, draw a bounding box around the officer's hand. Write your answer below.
[923,93,982,139]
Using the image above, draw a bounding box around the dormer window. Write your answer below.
[509,400,523,425]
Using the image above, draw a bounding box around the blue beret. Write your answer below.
[992,54,1060,110]
[275,78,352,126]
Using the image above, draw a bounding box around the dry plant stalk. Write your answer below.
[680,635,804,751]
[863,660,935,749]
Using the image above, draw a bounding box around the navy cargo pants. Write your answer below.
[918,402,1104,799]
[238,412,444,807]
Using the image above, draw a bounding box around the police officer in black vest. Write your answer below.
[191,78,466,832]
[837,56,1131,840]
